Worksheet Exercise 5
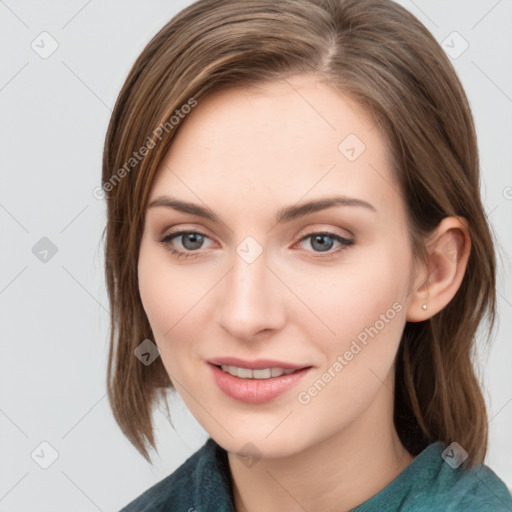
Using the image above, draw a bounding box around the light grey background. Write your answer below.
[1,1,511,510]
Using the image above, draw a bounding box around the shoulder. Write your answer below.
[437,462,512,511]
[118,437,233,512]
[118,445,205,512]
[415,443,512,511]
[353,442,512,511]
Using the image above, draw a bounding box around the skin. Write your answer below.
[138,74,470,512]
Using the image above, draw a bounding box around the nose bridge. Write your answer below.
[216,239,283,339]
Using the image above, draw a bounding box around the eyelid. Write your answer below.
[158,225,355,260]
[159,223,353,243]
[158,228,216,249]
[294,223,355,241]
[157,224,215,243]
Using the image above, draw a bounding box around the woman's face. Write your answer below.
[138,74,420,458]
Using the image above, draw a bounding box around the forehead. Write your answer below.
[149,75,400,219]
[165,76,380,159]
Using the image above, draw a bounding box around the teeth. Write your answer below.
[253,368,271,379]
[271,367,282,377]
[220,365,297,379]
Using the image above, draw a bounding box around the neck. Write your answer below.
[227,384,414,512]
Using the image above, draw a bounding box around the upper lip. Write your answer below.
[207,357,311,370]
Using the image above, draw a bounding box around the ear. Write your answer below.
[406,216,471,322]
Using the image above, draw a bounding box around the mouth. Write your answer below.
[207,357,313,404]
[207,356,311,378]
[213,364,303,379]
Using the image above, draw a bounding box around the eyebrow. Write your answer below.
[147,195,376,224]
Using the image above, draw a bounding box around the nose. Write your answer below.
[215,247,286,342]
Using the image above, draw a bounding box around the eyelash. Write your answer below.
[158,229,354,260]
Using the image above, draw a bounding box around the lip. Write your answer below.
[207,357,308,370]
[208,360,312,404]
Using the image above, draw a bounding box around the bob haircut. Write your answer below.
[102,0,497,466]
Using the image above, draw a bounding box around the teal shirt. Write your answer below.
[120,437,512,511]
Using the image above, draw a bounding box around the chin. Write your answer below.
[211,427,311,461]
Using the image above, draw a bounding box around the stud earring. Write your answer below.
[422,277,431,311]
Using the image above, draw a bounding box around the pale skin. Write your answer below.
[137,74,471,512]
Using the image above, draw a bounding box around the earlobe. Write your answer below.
[406,217,471,322]
[406,271,432,322]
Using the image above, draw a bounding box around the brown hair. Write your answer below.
[102,0,496,465]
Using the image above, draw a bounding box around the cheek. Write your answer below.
[138,245,167,332]
[294,273,408,428]
[137,242,214,372]
[137,243,190,353]
[138,251,188,383]
[297,243,411,394]
[138,241,194,333]
[296,252,409,341]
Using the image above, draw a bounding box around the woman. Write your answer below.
[101,0,512,510]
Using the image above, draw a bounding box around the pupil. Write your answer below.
[312,234,333,252]
[183,233,203,250]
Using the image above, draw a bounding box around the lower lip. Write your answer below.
[209,364,311,404]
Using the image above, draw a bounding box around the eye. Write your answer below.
[159,230,213,259]
[158,230,354,259]
[295,231,354,258]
